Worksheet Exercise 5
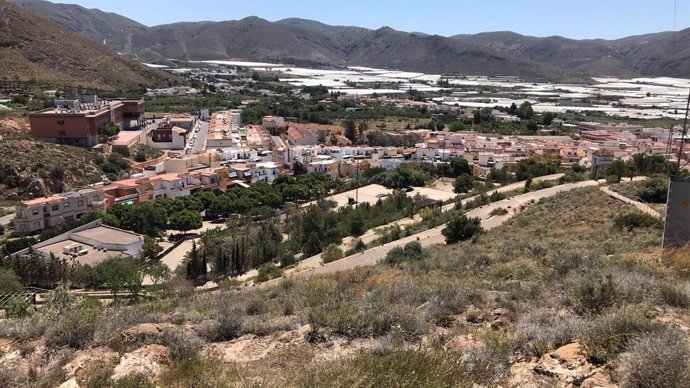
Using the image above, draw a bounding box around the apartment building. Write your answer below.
[13,189,106,233]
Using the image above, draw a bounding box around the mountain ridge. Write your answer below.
[9,0,690,80]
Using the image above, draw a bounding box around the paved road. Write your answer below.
[186,119,208,154]
[259,179,598,288]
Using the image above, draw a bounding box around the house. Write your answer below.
[147,123,187,150]
[287,127,318,146]
[591,148,615,171]
[12,189,107,233]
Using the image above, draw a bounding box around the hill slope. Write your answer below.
[0,0,180,91]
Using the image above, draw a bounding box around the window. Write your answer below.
[51,205,59,211]
[63,201,70,208]
[93,195,100,201]
[32,209,39,215]
[57,120,65,125]
[77,200,84,207]
[33,222,40,229]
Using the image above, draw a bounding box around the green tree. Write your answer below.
[517,101,535,120]
[139,236,163,262]
[442,214,483,244]
[169,210,202,235]
[96,257,143,299]
[453,173,475,194]
[343,118,357,142]
[542,112,554,126]
[99,122,120,143]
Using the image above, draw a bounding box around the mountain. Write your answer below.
[0,0,181,91]
[9,0,690,79]
[451,30,690,78]
[7,0,144,44]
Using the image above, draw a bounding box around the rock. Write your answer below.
[63,347,119,378]
[111,344,171,381]
[533,343,594,385]
[58,378,80,388]
[580,371,617,388]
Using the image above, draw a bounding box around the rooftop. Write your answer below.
[72,225,143,245]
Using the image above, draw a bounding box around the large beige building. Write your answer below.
[13,189,106,233]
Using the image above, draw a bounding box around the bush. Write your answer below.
[5,296,30,318]
[255,262,283,283]
[489,207,509,216]
[659,282,690,308]
[613,212,661,231]
[489,191,505,202]
[517,309,586,356]
[442,214,483,244]
[290,350,500,388]
[201,307,245,342]
[580,307,655,363]
[0,268,23,292]
[574,274,616,314]
[45,297,101,349]
[635,175,668,203]
[321,243,344,264]
[616,328,690,388]
[382,241,426,265]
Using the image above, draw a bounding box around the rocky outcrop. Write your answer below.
[111,344,171,381]
[507,343,617,388]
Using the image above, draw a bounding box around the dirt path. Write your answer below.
[258,179,598,288]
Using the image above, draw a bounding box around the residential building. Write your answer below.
[13,189,106,233]
[147,123,187,150]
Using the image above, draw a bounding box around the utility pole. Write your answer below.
[677,90,690,172]
[355,159,359,207]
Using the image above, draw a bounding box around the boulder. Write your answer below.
[111,344,171,381]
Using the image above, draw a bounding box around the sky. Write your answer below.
[57,0,690,40]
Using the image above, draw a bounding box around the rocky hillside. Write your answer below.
[1,187,687,387]
[0,0,181,91]
[0,118,106,201]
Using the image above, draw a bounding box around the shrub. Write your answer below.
[442,214,483,244]
[158,354,246,387]
[201,308,245,342]
[0,268,23,292]
[255,262,283,283]
[574,274,616,314]
[489,207,509,216]
[579,307,655,363]
[45,298,101,349]
[613,212,661,231]
[635,175,668,203]
[321,243,344,264]
[382,241,426,265]
[290,350,500,388]
[517,309,586,356]
[616,328,690,388]
[489,191,505,202]
[659,282,690,308]
[425,286,469,327]
[4,296,30,318]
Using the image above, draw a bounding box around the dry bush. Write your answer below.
[579,307,655,363]
[286,350,501,388]
[517,308,587,356]
[659,281,690,308]
[616,327,690,388]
